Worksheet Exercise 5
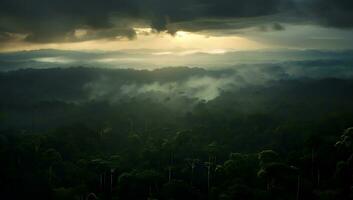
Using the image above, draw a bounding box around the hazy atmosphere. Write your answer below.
[1,1,353,200]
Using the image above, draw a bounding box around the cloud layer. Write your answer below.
[0,0,352,45]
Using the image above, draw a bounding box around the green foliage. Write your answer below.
[1,68,353,199]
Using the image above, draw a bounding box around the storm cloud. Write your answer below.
[0,0,352,45]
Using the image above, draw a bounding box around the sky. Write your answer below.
[0,0,353,53]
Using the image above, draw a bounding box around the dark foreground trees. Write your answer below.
[1,126,353,200]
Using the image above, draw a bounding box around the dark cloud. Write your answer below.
[272,23,285,31]
[0,0,352,45]
[303,0,353,28]
[0,32,15,42]
[0,0,129,43]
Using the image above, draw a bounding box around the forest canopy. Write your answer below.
[1,65,353,200]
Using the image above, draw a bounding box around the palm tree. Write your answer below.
[162,138,176,183]
[290,166,301,200]
[306,135,323,186]
[257,150,279,191]
[186,158,200,187]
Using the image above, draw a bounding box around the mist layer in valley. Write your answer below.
[1,52,353,133]
[1,49,353,71]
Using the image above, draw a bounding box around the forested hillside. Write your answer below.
[1,67,353,200]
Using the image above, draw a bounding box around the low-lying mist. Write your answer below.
[1,49,353,71]
[1,58,353,132]
[84,61,353,103]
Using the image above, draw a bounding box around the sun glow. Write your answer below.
[0,28,266,52]
[175,31,189,38]
[33,57,74,63]
[74,29,88,38]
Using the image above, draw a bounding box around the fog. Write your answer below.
[1,49,353,71]
[1,49,352,112]
[83,60,353,102]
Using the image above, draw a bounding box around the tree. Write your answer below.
[185,158,200,187]
[42,148,63,184]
